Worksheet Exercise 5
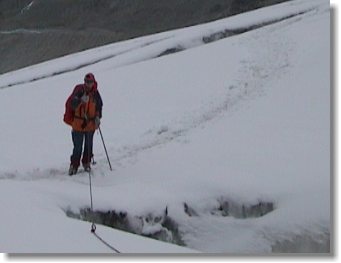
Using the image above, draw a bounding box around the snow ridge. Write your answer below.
[0,0,324,89]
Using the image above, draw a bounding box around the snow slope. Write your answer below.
[0,0,330,254]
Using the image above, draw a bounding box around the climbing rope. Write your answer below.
[92,230,121,253]
[87,132,121,253]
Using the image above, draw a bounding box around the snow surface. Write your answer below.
[0,0,330,255]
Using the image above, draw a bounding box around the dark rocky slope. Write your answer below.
[0,0,290,74]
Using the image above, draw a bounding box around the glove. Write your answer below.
[81,94,89,103]
[95,116,101,128]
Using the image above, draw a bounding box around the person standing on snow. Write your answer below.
[65,73,103,175]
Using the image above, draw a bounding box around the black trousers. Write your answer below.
[70,130,94,167]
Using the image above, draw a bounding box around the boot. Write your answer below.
[83,162,91,172]
[68,164,78,176]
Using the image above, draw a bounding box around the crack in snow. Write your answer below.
[65,198,275,249]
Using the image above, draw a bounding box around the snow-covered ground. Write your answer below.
[0,0,330,255]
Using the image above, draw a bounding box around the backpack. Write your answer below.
[63,94,74,126]
[63,84,84,126]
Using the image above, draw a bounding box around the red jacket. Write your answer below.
[64,81,103,131]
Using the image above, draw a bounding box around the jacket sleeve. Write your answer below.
[95,91,103,118]
[71,88,84,110]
